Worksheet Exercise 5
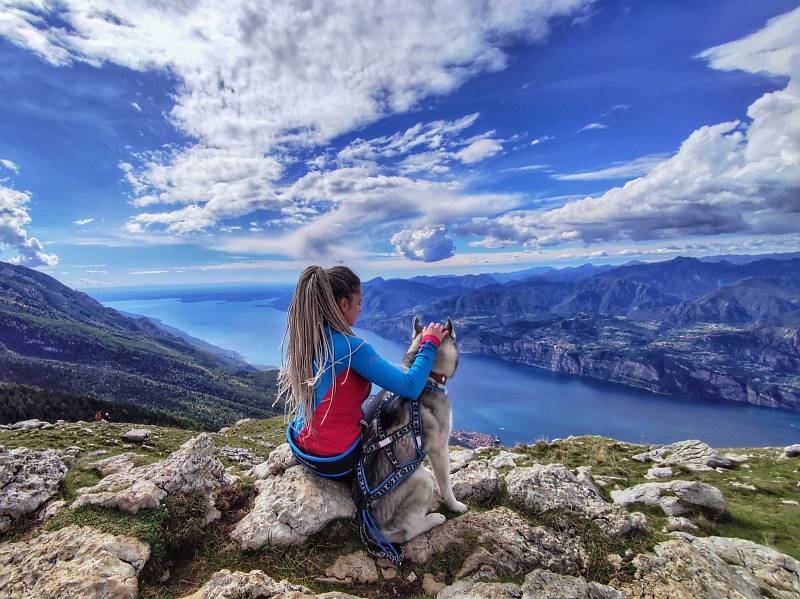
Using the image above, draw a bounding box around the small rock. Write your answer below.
[730,481,757,491]
[632,439,735,471]
[448,448,475,473]
[89,453,136,477]
[247,442,295,479]
[37,499,67,522]
[86,449,109,457]
[177,569,358,599]
[322,551,378,584]
[234,418,254,427]
[121,429,149,443]
[406,571,417,583]
[781,499,799,506]
[663,516,699,533]
[422,573,444,594]
[10,419,49,431]
[451,460,499,504]
[611,480,725,516]
[522,569,626,598]
[489,450,527,469]
[781,444,800,459]
[0,447,68,523]
[645,466,673,480]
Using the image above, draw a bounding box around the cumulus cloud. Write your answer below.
[553,153,670,181]
[463,7,800,250]
[0,0,594,251]
[73,218,94,225]
[0,162,58,266]
[391,225,455,262]
[0,159,19,173]
[530,135,554,146]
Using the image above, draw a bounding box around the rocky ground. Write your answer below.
[0,417,798,598]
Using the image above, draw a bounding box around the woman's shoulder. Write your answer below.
[325,325,368,350]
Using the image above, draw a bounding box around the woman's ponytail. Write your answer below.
[276,265,361,431]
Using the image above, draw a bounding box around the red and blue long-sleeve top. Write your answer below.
[294,323,441,457]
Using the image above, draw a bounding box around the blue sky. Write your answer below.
[0,1,798,288]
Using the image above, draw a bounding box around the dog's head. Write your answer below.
[403,316,459,379]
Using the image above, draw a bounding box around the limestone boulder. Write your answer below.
[781,444,800,459]
[505,464,646,537]
[0,446,68,524]
[321,551,379,584]
[451,460,500,504]
[405,506,586,579]
[246,442,296,479]
[231,465,355,549]
[631,439,735,471]
[10,419,50,431]
[489,450,527,469]
[121,428,150,443]
[89,452,137,476]
[72,434,235,522]
[179,568,365,598]
[611,480,725,516]
[644,466,673,480]
[621,535,800,599]
[449,448,475,473]
[521,569,626,598]
[0,525,149,599]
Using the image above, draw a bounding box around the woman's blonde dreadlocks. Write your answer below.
[276,265,361,431]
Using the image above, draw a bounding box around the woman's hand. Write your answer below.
[422,322,449,343]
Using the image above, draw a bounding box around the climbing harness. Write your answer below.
[352,374,448,565]
[286,416,362,478]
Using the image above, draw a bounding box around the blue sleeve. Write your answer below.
[350,339,438,399]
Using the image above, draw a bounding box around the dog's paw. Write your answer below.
[428,512,447,526]
[446,500,468,513]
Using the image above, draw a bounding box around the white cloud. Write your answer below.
[463,7,800,250]
[0,0,594,251]
[0,161,58,267]
[553,153,670,181]
[576,122,607,133]
[500,163,549,173]
[0,159,20,173]
[391,225,455,262]
[130,101,141,112]
[73,218,94,225]
[530,135,554,146]
[455,138,503,164]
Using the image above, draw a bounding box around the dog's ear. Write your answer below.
[445,317,455,339]
[413,316,423,337]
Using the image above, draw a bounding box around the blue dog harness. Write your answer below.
[353,376,447,565]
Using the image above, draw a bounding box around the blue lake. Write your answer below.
[102,295,800,448]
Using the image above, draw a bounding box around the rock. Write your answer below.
[234,418,254,427]
[723,453,751,464]
[55,419,65,425]
[72,434,234,521]
[0,446,68,523]
[423,573,445,595]
[730,481,757,491]
[217,445,258,466]
[89,453,136,476]
[451,460,500,504]
[782,499,799,506]
[322,551,379,584]
[86,449,108,457]
[663,516,699,533]
[437,578,522,598]
[574,466,603,497]
[644,466,673,480]
[10,419,49,431]
[489,450,527,469]
[37,499,67,522]
[611,480,725,516]
[449,448,475,473]
[178,568,364,598]
[248,442,296,479]
[505,464,646,537]
[631,439,735,471]
[781,444,800,459]
[521,569,626,598]
[405,507,586,579]
[0,525,149,599]
[622,535,800,599]
[231,465,355,549]
[121,428,150,443]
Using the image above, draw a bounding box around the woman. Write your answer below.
[278,265,448,477]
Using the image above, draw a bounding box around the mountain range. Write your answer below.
[0,262,280,428]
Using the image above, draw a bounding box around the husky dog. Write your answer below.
[362,316,467,544]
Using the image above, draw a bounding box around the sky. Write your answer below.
[0,0,798,288]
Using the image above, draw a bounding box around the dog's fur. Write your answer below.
[362,317,467,544]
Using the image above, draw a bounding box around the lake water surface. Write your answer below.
[102,295,800,447]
